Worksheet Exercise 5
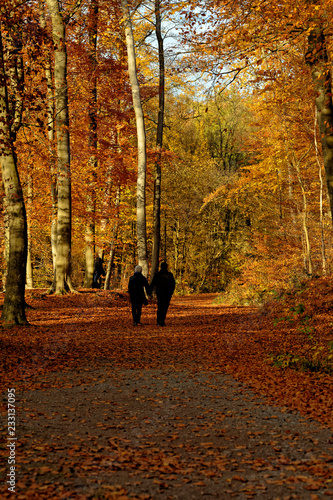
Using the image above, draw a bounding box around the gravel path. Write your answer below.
[3,366,333,499]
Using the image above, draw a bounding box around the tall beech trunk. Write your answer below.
[121,0,148,277]
[314,111,327,274]
[39,0,57,288]
[151,0,165,282]
[26,168,33,288]
[306,21,333,223]
[46,0,74,293]
[104,186,120,290]
[84,0,98,288]
[0,24,28,326]
[2,197,9,291]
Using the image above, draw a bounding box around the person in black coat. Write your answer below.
[150,262,175,326]
[128,265,150,326]
[92,256,105,289]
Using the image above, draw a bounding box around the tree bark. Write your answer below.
[306,21,333,223]
[0,22,28,326]
[151,0,165,282]
[39,0,57,291]
[46,0,74,293]
[26,167,33,288]
[104,186,120,290]
[121,0,148,277]
[314,112,327,275]
[84,0,98,288]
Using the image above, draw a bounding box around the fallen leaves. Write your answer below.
[0,285,333,498]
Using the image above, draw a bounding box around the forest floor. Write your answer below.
[1,277,333,499]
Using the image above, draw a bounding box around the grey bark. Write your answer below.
[39,0,57,288]
[121,0,148,277]
[46,0,74,293]
[306,21,333,223]
[84,0,99,288]
[26,167,33,288]
[104,186,120,290]
[0,21,28,325]
[314,111,327,274]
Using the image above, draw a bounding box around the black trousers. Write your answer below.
[156,294,171,325]
[131,299,143,324]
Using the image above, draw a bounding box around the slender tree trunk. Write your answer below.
[84,0,99,288]
[2,197,9,291]
[121,0,148,277]
[98,164,114,258]
[0,23,28,326]
[293,159,313,276]
[104,186,120,290]
[306,20,333,223]
[163,213,167,261]
[46,0,74,293]
[151,0,165,282]
[26,167,33,288]
[173,217,180,280]
[39,0,57,290]
[314,111,327,274]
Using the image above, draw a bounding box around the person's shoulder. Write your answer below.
[138,273,148,282]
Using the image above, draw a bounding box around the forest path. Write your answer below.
[1,292,333,499]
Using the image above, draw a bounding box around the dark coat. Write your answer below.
[150,269,175,298]
[92,257,105,288]
[128,272,150,304]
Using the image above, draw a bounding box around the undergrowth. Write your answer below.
[267,295,333,374]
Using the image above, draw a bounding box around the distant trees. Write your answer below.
[161,91,253,292]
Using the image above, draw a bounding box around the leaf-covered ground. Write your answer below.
[1,279,333,498]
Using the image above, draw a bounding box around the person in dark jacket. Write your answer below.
[92,256,105,289]
[150,262,175,326]
[128,265,150,326]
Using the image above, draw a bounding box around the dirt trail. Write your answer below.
[1,293,333,499]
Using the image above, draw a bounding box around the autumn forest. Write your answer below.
[1,0,333,325]
[3,1,333,498]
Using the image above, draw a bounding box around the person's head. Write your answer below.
[134,265,142,273]
[160,262,168,271]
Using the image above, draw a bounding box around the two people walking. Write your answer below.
[128,262,175,327]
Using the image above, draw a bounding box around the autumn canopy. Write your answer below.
[1,0,333,323]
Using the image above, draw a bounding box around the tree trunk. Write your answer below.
[293,157,313,276]
[121,0,148,277]
[104,186,120,290]
[2,197,9,291]
[46,0,74,293]
[84,0,98,288]
[173,217,180,280]
[314,111,327,274]
[151,0,165,282]
[306,21,333,223]
[39,0,57,291]
[0,24,28,326]
[26,167,33,288]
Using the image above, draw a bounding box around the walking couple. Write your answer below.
[128,262,175,327]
